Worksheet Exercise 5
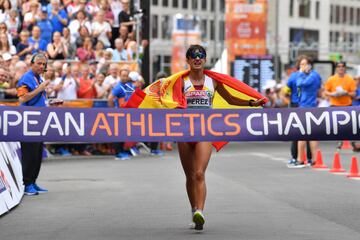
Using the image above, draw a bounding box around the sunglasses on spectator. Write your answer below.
[190,51,206,59]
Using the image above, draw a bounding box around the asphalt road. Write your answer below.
[1,142,360,240]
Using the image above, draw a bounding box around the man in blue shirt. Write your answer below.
[37,7,54,46]
[48,0,68,34]
[28,26,48,54]
[288,55,321,168]
[16,53,50,195]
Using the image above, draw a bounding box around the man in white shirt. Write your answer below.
[103,63,120,92]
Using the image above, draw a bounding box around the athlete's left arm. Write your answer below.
[214,81,266,107]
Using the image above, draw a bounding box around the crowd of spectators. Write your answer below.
[0,0,160,158]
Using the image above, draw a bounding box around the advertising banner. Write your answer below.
[0,106,360,142]
[171,15,201,74]
[225,0,268,62]
[0,142,23,216]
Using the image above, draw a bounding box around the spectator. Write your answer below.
[66,0,81,19]
[62,27,75,59]
[23,0,39,30]
[75,25,91,48]
[285,57,312,166]
[103,63,120,91]
[110,0,122,46]
[112,38,127,61]
[118,0,134,33]
[48,0,68,34]
[0,0,12,24]
[0,22,13,46]
[94,72,107,99]
[94,39,104,60]
[118,24,129,48]
[126,40,137,60]
[86,0,101,16]
[0,66,10,99]
[77,65,97,98]
[324,61,357,150]
[288,55,321,168]
[68,9,92,44]
[5,9,20,46]
[47,31,68,59]
[353,76,360,106]
[37,6,53,46]
[2,52,11,68]
[44,65,58,98]
[100,0,114,25]
[56,63,79,100]
[0,32,16,55]
[52,60,64,78]
[16,30,31,60]
[91,10,112,48]
[76,36,95,62]
[29,26,47,54]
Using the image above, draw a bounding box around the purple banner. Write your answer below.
[0,106,359,142]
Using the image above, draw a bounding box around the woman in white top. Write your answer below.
[179,45,266,231]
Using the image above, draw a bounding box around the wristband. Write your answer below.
[249,100,254,107]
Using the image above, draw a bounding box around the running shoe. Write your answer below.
[24,184,39,196]
[136,142,151,153]
[150,149,164,156]
[129,146,140,156]
[287,160,307,168]
[33,183,48,193]
[192,210,205,231]
[115,152,131,160]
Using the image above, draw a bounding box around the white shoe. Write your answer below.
[192,210,205,231]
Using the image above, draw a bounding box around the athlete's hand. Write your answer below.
[40,80,50,91]
[252,97,267,107]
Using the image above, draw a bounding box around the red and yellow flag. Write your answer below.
[125,70,267,150]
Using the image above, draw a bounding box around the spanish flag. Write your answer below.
[125,70,267,151]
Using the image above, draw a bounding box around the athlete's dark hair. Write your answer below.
[186,44,206,59]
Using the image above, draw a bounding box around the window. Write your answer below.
[315,1,320,19]
[210,20,215,40]
[161,15,171,39]
[350,8,354,25]
[289,0,294,17]
[201,19,207,39]
[211,0,215,12]
[163,0,168,7]
[342,6,347,24]
[219,20,225,41]
[201,0,207,10]
[330,5,333,23]
[182,0,188,9]
[357,8,360,26]
[329,31,333,43]
[151,15,158,39]
[191,0,197,10]
[173,0,178,8]
[299,0,311,18]
[335,5,340,24]
[152,0,158,6]
[335,31,339,43]
[220,0,225,12]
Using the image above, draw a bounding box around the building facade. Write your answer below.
[149,0,225,80]
[267,0,360,67]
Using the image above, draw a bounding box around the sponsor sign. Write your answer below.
[0,106,360,142]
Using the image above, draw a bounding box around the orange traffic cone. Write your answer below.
[312,150,328,169]
[347,156,360,178]
[342,140,352,150]
[329,152,346,173]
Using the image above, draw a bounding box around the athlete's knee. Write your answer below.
[193,171,205,182]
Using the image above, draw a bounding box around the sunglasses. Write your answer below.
[190,51,206,59]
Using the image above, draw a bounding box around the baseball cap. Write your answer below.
[129,71,140,81]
